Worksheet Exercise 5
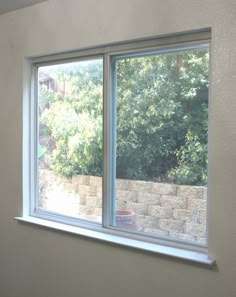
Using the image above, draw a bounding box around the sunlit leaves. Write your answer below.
[39,48,209,185]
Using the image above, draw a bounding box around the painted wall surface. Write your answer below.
[0,0,236,296]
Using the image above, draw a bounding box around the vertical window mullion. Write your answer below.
[103,54,115,227]
[111,56,117,226]
[31,65,39,215]
[103,54,117,227]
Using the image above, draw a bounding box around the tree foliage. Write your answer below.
[39,48,209,185]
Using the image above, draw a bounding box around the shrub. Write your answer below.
[39,50,208,186]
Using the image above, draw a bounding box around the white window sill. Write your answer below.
[15,216,215,266]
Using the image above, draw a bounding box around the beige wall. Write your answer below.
[0,0,236,296]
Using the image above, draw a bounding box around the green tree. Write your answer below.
[39,48,209,186]
[39,60,103,176]
[115,49,208,185]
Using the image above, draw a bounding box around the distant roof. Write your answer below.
[39,71,53,82]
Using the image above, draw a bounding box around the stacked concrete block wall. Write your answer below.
[40,169,207,243]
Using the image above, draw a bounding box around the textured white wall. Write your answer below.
[0,0,236,296]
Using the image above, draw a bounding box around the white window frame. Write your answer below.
[20,29,214,265]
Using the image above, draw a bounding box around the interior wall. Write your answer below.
[0,0,236,296]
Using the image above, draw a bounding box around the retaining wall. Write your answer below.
[39,169,207,243]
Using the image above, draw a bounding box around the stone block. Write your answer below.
[185,223,206,237]
[85,195,98,207]
[161,196,187,209]
[96,186,103,198]
[173,209,195,223]
[116,190,137,202]
[159,219,184,233]
[128,180,152,192]
[203,188,208,200]
[137,192,161,205]
[199,211,207,224]
[188,199,207,211]
[125,202,148,215]
[134,215,158,229]
[116,179,129,190]
[177,185,203,199]
[79,194,86,205]
[78,185,97,196]
[96,197,102,208]
[148,205,173,219]
[72,175,90,186]
[89,176,102,186]
[151,182,177,196]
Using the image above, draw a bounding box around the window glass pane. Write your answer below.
[113,45,209,244]
[38,59,103,223]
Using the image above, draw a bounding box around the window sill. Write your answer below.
[15,216,215,266]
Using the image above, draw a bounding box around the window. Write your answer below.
[23,30,211,257]
[38,58,103,221]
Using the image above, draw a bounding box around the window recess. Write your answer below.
[21,30,212,260]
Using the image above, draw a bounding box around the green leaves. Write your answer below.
[39,49,208,185]
[168,131,208,185]
[39,60,103,177]
[115,49,208,184]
